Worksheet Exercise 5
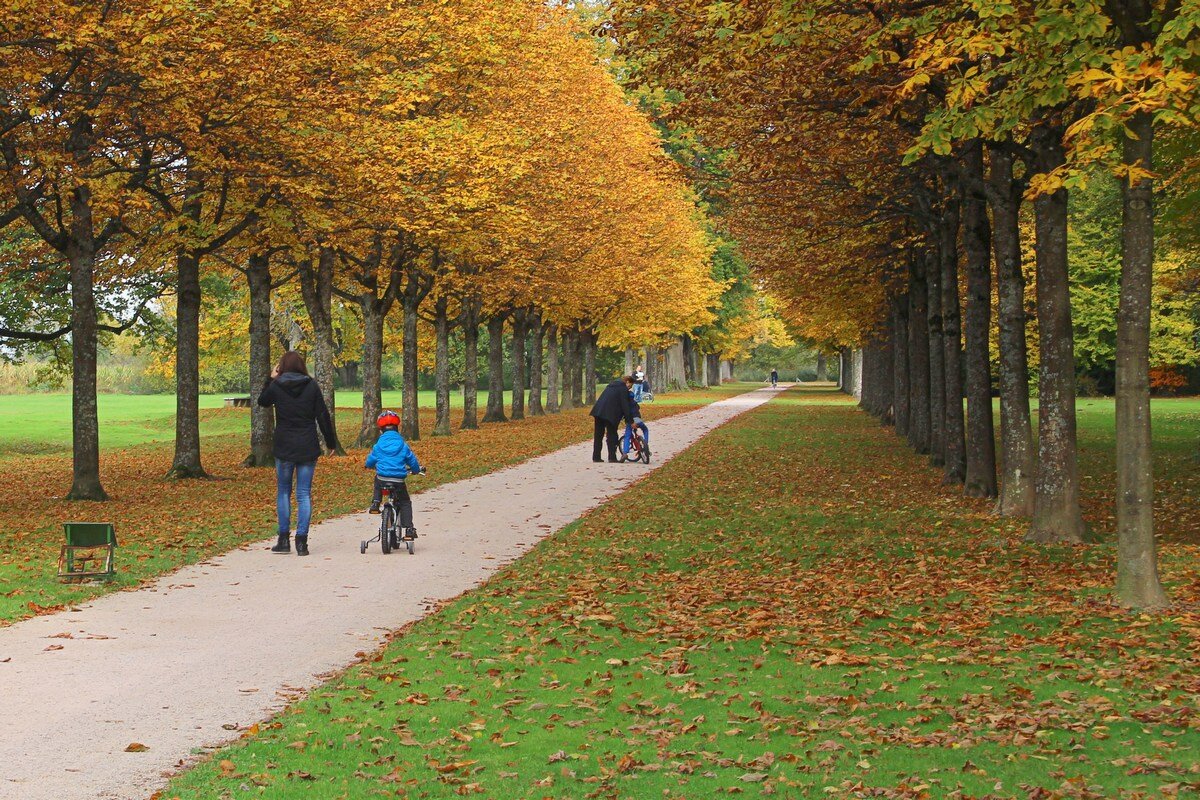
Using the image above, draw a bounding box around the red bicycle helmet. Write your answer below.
[377,410,400,429]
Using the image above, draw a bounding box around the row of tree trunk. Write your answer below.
[849,132,1167,609]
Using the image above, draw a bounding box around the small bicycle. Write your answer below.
[361,469,425,556]
[619,424,650,464]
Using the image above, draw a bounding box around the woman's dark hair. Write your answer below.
[277,351,308,376]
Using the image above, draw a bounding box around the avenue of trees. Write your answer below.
[610,0,1200,609]
[0,1,777,501]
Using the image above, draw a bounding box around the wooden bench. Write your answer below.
[224,396,252,408]
[57,522,117,582]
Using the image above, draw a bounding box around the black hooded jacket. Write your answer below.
[257,372,340,463]
[590,380,635,426]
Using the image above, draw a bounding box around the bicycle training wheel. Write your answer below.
[380,505,393,554]
[405,537,415,555]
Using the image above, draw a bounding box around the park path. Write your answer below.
[0,387,781,800]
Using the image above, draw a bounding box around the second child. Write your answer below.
[366,410,423,543]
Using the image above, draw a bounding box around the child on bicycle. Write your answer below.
[366,410,423,542]
[622,388,650,458]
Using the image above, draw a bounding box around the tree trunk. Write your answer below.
[356,297,385,447]
[939,172,966,484]
[301,248,343,453]
[706,353,721,387]
[863,339,894,421]
[244,253,275,467]
[571,328,584,406]
[65,193,108,501]
[907,258,931,454]
[528,309,545,416]
[401,290,421,441]
[989,143,1036,517]
[482,314,508,423]
[168,246,207,479]
[682,335,696,384]
[962,143,998,498]
[545,323,560,414]
[461,303,480,430]
[926,239,946,467]
[892,295,910,438]
[625,347,635,377]
[1115,111,1168,608]
[559,328,578,410]
[510,308,528,420]
[583,329,597,404]
[432,297,452,436]
[1027,128,1087,544]
[816,352,828,382]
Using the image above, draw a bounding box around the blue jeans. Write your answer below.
[622,421,650,453]
[276,460,316,536]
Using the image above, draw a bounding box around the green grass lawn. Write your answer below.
[0,386,716,459]
[162,388,1200,799]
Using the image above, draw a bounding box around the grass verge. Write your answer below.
[162,388,1199,799]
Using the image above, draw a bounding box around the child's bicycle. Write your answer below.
[360,469,425,555]
[619,424,650,464]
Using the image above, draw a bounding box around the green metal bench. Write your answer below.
[57,522,117,581]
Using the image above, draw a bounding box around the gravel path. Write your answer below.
[0,388,778,800]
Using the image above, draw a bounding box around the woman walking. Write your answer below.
[257,351,340,556]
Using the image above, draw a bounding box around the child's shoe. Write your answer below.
[403,527,418,540]
[368,502,380,514]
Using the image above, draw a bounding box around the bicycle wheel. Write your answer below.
[380,505,393,554]
[405,537,415,555]
[640,441,650,464]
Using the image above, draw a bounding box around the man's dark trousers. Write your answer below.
[593,417,619,461]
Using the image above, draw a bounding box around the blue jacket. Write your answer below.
[365,430,421,479]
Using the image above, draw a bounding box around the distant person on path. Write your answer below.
[367,410,423,545]
[257,351,340,557]
[770,368,779,388]
[591,376,635,462]
[633,364,647,401]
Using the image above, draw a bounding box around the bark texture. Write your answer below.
[706,353,721,387]
[460,302,480,430]
[907,259,931,455]
[559,328,576,410]
[300,249,342,453]
[66,186,107,501]
[1027,128,1087,544]
[528,310,545,417]
[892,295,910,438]
[510,308,528,420]
[432,296,452,437]
[243,253,274,467]
[939,172,966,484]
[582,330,597,405]
[925,239,946,467]
[1115,112,1168,608]
[989,144,1036,517]
[545,323,560,414]
[168,246,206,479]
[482,315,508,423]
[962,143,997,498]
